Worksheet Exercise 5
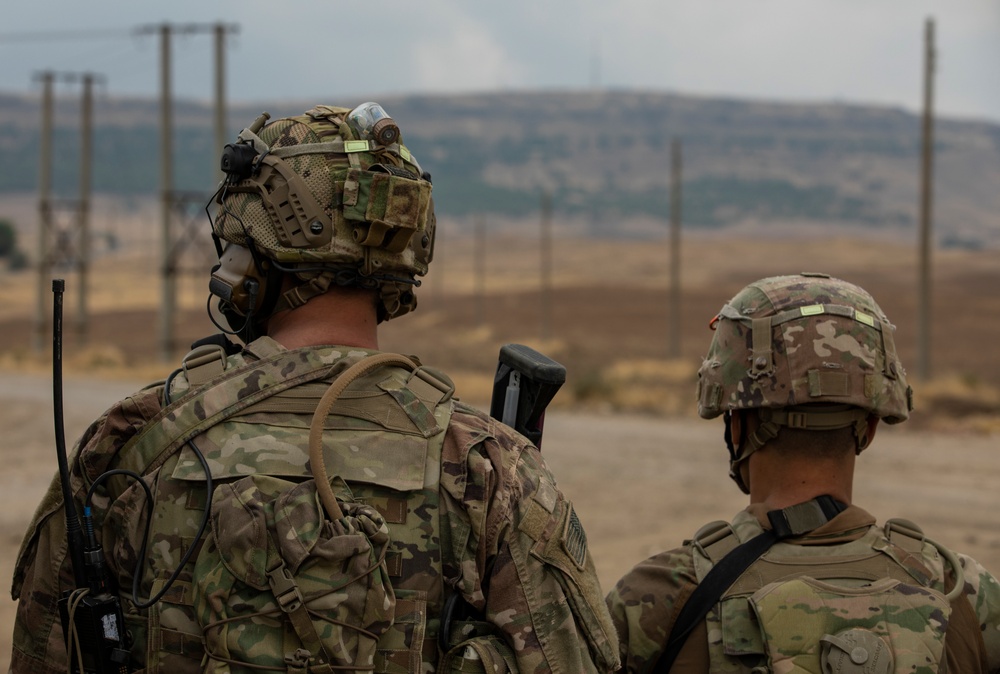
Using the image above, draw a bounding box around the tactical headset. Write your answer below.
[207,113,287,342]
[208,240,284,343]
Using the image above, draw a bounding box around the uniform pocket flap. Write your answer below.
[211,477,273,590]
[170,430,430,492]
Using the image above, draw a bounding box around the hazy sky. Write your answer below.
[1,0,997,123]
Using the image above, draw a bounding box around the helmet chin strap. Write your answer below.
[724,412,752,494]
[726,406,872,495]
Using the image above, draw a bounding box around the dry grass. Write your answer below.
[912,375,1000,433]
[1,215,998,431]
[571,359,699,415]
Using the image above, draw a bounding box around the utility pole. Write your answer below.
[76,73,95,339]
[214,22,229,182]
[540,191,553,342]
[669,138,683,359]
[917,17,935,380]
[136,21,239,361]
[34,71,54,352]
[158,22,175,361]
[475,214,486,326]
[33,71,103,350]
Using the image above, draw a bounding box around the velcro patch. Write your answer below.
[359,496,408,524]
[518,499,550,542]
[808,369,850,397]
[384,550,403,577]
[864,374,877,399]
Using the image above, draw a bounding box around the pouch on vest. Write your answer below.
[193,474,395,673]
[749,575,951,674]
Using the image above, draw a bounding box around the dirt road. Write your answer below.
[1,371,998,670]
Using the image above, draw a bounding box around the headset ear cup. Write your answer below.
[235,259,285,343]
[209,244,270,316]
[217,278,265,344]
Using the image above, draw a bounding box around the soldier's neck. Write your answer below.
[265,289,380,350]
[747,448,855,512]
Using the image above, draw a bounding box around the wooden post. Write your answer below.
[669,138,683,359]
[214,23,228,184]
[34,71,54,352]
[158,23,175,361]
[540,191,553,341]
[76,74,95,340]
[917,17,935,380]
[475,214,486,326]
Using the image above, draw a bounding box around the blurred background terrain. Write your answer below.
[1,90,997,428]
[1,1,999,668]
[1,90,998,245]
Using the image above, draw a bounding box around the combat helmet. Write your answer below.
[209,103,434,341]
[697,273,913,492]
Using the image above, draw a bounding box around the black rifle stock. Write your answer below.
[489,343,566,450]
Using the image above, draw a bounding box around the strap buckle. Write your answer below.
[182,343,228,386]
[268,564,304,613]
[786,411,808,428]
[767,495,847,539]
[284,648,312,674]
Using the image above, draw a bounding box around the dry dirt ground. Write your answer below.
[0,233,998,667]
[0,373,998,671]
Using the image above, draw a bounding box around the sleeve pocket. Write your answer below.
[529,500,621,672]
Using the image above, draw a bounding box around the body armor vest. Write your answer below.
[103,342,455,673]
[689,513,956,674]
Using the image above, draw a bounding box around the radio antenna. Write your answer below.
[52,279,87,588]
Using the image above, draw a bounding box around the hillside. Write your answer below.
[1,89,998,246]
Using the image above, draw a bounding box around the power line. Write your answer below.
[0,28,133,44]
[32,71,106,86]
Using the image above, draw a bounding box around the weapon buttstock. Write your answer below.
[489,344,566,449]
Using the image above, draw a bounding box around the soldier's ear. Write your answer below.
[863,415,879,449]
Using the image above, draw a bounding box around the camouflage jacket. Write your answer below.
[11,337,619,674]
[606,505,1000,674]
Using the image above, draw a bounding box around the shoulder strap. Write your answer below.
[112,347,348,487]
[648,496,847,674]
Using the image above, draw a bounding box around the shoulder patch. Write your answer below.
[562,505,588,570]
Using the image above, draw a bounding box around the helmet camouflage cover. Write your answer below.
[697,273,913,423]
[214,104,434,321]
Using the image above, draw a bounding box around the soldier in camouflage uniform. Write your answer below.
[11,104,619,674]
[606,274,1000,674]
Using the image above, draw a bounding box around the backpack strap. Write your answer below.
[181,342,230,386]
[111,346,356,488]
[267,562,335,673]
[648,496,847,674]
[882,518,966,602]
